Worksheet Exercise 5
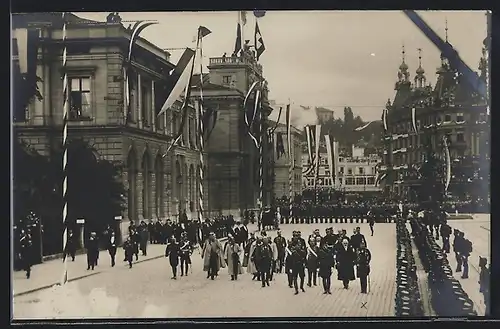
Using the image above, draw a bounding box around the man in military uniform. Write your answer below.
[255,236,273,287]
[321,227,337,247]
[290,231,307,295]
[350,227,367,252]
[273,230,287,273]
[86,232,99,271]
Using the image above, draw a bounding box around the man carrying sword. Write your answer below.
[356,240,372,294]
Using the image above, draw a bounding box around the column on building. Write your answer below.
[137,73,143,128]
[126,147,138,223]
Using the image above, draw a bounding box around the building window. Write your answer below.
[69,77,91,119]
[456,112,464,122]
[339,158,343,163]
[346,177,354,185]
[339,167,344,174]
[367,177,375,185]
[356,177,365,185]
[358,167,364,175]
[222,75,232,84]
[347,168,353,176]
[325,170,330,176]
[444,114,451,122]
[456,132,465,142]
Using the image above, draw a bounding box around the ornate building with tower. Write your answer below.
[191,50,274,216]
[12,13,203,236]
[381,35,489,203]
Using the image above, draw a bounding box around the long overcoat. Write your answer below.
[225,242,243,275]
[202,239,225,272]
[336,246,356,281]
[247,240,259,274]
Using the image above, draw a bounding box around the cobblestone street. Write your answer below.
[13,223,397,318]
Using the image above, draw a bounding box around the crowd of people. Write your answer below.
[14,199,490,314]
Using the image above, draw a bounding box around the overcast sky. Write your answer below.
[78,11,487,122]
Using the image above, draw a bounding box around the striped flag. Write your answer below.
[443,136,451,192]
[411,107,417,133]
[254,21,266,61]
[305,125,313,164]
[382,109,388,131]
[276,132,285,158]
[324,135,336,182]
[286,104,292,157]
[233,18,243,56]
[157,48,196,117]
[313,124,321,190]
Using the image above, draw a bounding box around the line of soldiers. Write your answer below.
[240,227,372,295]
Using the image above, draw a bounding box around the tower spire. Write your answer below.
[415,48,426,88]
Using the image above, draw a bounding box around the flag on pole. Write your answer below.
[269,107,283,134]
[234,19,242,56]
[444,136,451,192]
[254,21,266,61]
[276,132,285,158]
[198,25,212,39]
[305,125,313,164]
[157,48,195,117]
[325,135,336,182]
[286,103,292,157]
[411,107,417,133]
[382,109,388,131]
[240,11,248,25]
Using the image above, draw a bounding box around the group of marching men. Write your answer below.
[161,224,372,295]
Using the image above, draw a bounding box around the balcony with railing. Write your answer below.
[208,55,263,75]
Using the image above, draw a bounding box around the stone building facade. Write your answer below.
[382,44,489,200]
[191,52,274,216]
[12,13,202,232]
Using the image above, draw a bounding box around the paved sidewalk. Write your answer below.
[12,244,167,297]
[435,218,490,316]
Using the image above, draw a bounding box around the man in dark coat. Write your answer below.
[453,229,463,272]
[356,240,371,293]
[139,221,149,256]
[350,227,367,252]
[108,230,118,267]
[123,236,135,268]
[273,230,287,273]
[86,232,99,271]
[165,236,181,279]
[336,238,356,289]
[290,232,307,295]
[255,238,273,287]
[64,229,77,262]
[19,229,33,279]
[318,244,335,294]
[440,222,452,253]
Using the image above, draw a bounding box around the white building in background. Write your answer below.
[302,146,382,193]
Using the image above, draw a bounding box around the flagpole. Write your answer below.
[198,29,205,225]
[287,102,293,223]
[60,12,69,286]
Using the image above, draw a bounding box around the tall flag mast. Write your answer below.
[60,12,70,286]
[253,10,266,213]
[196,26,212,223]
[285,103,293,221]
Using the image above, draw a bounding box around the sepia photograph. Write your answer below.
[11,10,490,320]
